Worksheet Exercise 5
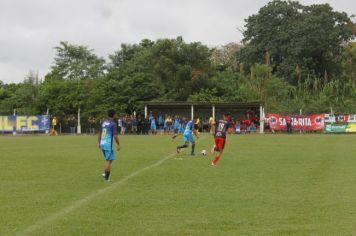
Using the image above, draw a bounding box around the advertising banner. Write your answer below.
[324,114,356,123]
[325,123,347,133]
[0,115,50,132]
[325,123,356,133]
[266,114,325,131]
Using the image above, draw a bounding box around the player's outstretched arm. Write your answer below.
[97,131,101,148]
[172,133,181,139]
[114,134,120,151]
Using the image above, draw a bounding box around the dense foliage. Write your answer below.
[239,1,355,83]
[0,0,355,121]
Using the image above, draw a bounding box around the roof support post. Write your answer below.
[212,104,215,121]
[259,104,264,134]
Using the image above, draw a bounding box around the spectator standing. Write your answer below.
[143,118,150,135]
[150,116,157,134]
[166,116,172,134]
[158,113,163,130]
[88,116,96,134]
[179,118,185,134]
[132,116,138,134]
[250,122,257,133]
[121,117,127,135]
[118,118,122,134]
[244,118,251,133]
[51,116,58,136]
[202,117,209,132]
[68,115,76,134]
[163,114,168,133]
[286,116,292,134]
[194,117,201,133]
[126,116,132,134]
[173,116,179,133]
[235,121,241,134]
[209,116,214,134]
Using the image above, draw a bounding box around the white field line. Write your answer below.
[18,136,208,236]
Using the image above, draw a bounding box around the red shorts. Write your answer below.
[214,137,226,151]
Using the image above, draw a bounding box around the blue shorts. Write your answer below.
[101,149,116,161]
[183,133,194,143]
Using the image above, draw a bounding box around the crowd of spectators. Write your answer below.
[116,110,260,135]
[50,109,260,135]
[117,115,149,135]
[233,110,259,134]
[117,113,187,135]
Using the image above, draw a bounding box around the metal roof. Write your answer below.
[143,101,263,108]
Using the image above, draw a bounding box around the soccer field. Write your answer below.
[1,134,356,236]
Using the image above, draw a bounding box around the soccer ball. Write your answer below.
[201,149,207,156]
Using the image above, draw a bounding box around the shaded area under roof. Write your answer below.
[143,101,263,109]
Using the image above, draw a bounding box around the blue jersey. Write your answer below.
[100,119,118,150]
[174,118,179,129]
[164,118,167,129]
[184,120,194,135]
[179,120,185,133]
[151,118,157,129]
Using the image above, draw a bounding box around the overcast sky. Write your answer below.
[0,0,354,84]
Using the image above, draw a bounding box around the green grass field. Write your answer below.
[1,134,356,235]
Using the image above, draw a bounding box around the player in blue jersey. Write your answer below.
[150,116,157,134]
[98,109,120,181]
[173,116,180,133]
[172,117,198,156]
[178,117,185,134]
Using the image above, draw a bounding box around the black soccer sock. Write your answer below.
[177,144,188,149]
[105,171,110,180]
[191,143,195,154]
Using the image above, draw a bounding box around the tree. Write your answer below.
[0,71,41,115]
[211,42,242,71]
[106,37,214,105]
[50,41,106,81]
[248,64,295,112]
[15,71,41,114]
[45,42,107,123]
[0,83,19,114]
[341,42,356,86]
[37,76,70,116]
[238,0,355,83]
[188,88,223,102]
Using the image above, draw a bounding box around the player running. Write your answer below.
[98,109,120,181]
[211,112,231,166]
[172,117,199,156]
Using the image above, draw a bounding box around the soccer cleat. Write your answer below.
[176,148,180,154]
[191,153,195,156]
[102,172,110,181]
[211,162,217,166]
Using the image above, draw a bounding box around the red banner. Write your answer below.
[266,114,325,131]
